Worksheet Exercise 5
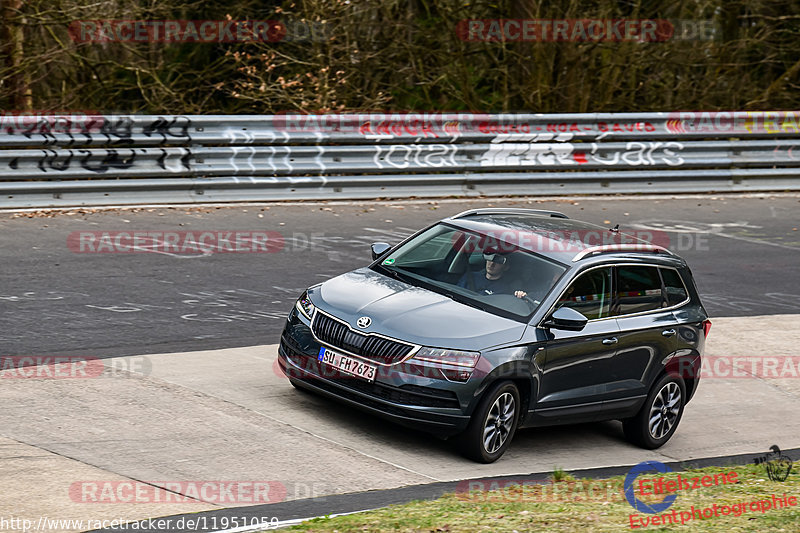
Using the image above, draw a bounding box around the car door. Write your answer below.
[537,266,620,421]
[604,264,681,414]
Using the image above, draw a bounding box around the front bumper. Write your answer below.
[278,311,471,436]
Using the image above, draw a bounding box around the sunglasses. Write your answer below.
[483,253,508,264]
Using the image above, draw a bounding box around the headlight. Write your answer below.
[295,291,315,320]
[411,347,480,368]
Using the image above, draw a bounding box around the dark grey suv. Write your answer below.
[278,208,710,462]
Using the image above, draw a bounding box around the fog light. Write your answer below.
[442,368,472,382]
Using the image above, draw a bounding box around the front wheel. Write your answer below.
[623,374,686,449]
[458,381,520,463]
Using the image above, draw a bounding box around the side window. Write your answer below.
[660,268,689,306]
[616,265,663,315]
[556,268,612,320]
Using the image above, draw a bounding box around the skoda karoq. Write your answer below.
[278,209,709,462]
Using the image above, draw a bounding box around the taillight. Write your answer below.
[702,319,712,338]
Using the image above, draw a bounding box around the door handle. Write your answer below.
[662,329,676,337]
[602,337,618,345]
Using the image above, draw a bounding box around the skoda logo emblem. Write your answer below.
[356,316,372,329]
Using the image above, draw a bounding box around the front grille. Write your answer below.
[280,340,460,409]
[312,312,414,365]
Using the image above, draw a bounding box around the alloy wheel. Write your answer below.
[483,392,516,454]
[648,382,682,440]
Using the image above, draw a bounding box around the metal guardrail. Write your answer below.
[1,112,799,207]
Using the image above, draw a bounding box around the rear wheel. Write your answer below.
[458,381,520,463]
[623,374,685,449]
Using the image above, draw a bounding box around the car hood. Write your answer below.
[309,268,527,351]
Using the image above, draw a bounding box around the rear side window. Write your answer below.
[660,268,689,306]
[616,266,663,315]
[556,267,612,320]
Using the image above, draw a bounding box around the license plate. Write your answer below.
[318,347,377,382]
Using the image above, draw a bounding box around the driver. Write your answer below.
[458,251,528,299]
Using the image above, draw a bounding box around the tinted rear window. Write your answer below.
[616,265,663,315]
[660,268,689,306]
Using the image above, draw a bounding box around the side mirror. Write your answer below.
[543,307,588,331]
[371,242,392,260]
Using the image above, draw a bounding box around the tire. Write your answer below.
[458,381,520,463]
[623,373,686,449]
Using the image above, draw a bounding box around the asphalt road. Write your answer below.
[2,194,799,358]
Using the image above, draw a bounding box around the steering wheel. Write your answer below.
[521,295,540,307]
[483,293,538,315]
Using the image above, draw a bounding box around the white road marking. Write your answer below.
[209,508,375,532]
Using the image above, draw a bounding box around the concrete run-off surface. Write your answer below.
[1,315,799,531]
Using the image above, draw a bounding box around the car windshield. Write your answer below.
[371,223,567,322]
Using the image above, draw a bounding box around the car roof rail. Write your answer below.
[572,244,674,262]
[451,208,569,220]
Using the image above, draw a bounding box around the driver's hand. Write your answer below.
[514,290,527,299]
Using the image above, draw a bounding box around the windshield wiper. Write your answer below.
[378,265,413,285]
[442,292,488,312]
